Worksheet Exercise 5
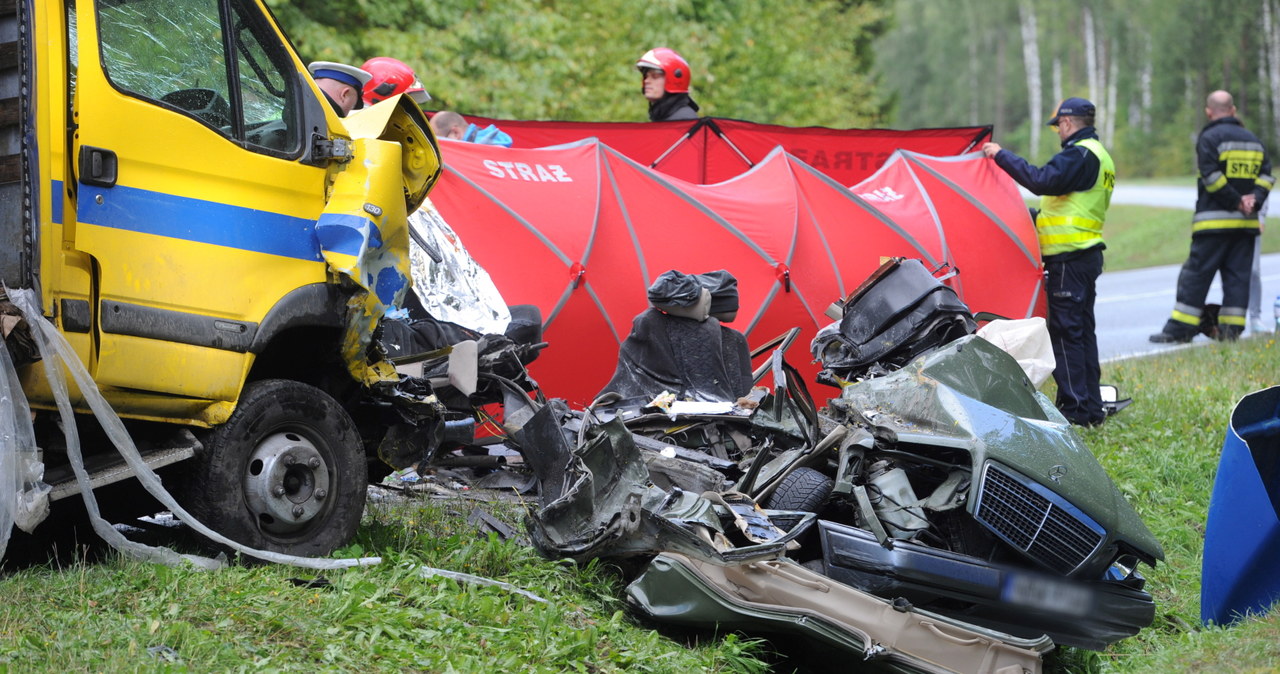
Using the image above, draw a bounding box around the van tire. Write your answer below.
[765,467,833,513]
[185,379,366,558]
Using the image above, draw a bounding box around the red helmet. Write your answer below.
[635,47,691,94]
[360,57,431,105]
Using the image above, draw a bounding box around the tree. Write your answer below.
[264,0,892,127]
[875,0,1280,176]
[1017,2,1041,158]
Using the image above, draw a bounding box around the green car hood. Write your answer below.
[836,335,1163,565]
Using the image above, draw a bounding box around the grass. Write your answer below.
[0,499,772,672]
[1102,205,1280,272]
[1078,334,1280,672]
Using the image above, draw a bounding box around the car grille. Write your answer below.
[975,463,1104,574]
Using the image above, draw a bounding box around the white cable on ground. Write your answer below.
[411,563,547,603]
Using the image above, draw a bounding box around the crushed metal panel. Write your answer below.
[627,552,1051,674]
[816,518,1158,650]
[315,135,414,386]
[316,98,442,386]
[516,401,812,564]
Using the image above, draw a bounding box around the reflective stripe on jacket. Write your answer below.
[1036,138,1115,256]
[1194,117,1272,234]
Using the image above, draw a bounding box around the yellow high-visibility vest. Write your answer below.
[1036,138,1115,256]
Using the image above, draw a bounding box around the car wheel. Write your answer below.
[185,379,366,557]
[765,467,833,513]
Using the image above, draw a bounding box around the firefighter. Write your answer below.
[982,97,1115,427]
[307,61,372,117]
[1149,90,1274,343]
[360,57,432,107]
[636,47,700,122]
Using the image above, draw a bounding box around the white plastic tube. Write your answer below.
[0,325,50,559]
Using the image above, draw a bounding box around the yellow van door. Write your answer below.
[72,0,332,415]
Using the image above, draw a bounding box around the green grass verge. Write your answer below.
[2,338,1277,673]
[1102,205,1280,272]
[1078,333,1280,672]
[0,500,771,672]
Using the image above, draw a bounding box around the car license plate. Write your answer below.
[1002,572,1093,616]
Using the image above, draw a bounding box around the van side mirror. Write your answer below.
[298,72,346,167]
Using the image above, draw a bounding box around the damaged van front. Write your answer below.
[1,0,439,559]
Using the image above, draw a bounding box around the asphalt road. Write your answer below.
[1095,183,1278,361]
[1097,253,1280,362]
[1109,184,1197,210]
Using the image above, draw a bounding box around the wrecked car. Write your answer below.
[791,259,1163,649]
[504,385,1053,673]
[516,258,1162,662]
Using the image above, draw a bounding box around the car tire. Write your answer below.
[766,467,833,513]
[184,379,366,558]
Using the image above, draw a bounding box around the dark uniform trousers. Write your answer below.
[1164,232,1256,338]
[1045,245,1104,425]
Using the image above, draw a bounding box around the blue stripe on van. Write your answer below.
[74,183,322,261]
[52,180,64,224]
[315,213,383,257]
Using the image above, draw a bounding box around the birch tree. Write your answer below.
[968,5,982,124]
[1052,57,1062,110]
[1018,2,1042,155]
[1266,0,1280,148]
[1083,7,1098,102]
[1105,39,1118,141]
[1141,38,1153,134]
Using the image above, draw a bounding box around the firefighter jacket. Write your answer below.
[648,93,700,122]
[1193,116,1274,235]
[993,127,1114,257]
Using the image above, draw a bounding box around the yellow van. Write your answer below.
[1,0,439,555]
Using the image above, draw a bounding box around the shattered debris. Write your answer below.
[466,507,518,541]
[489,258,1164,667]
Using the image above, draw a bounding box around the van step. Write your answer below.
[45,430,201,502]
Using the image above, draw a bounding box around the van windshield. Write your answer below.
[95,0,299,154]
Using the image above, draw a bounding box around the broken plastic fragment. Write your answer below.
[647,391,676,411]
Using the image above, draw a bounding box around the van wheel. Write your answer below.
[765,467,834,513]
[186,379,366,558]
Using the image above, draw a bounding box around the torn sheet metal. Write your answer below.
[513,396,811,565]
[342,95,442,215]
[315,136,414,386]
[407,202,511,336]
[316,98,442,386]
[626,552,1053,674]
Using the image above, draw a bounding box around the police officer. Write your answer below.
[307,61,372,117]
[983,98,1115,427]
[636,47,700,122]
[1149,90,1274,343]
